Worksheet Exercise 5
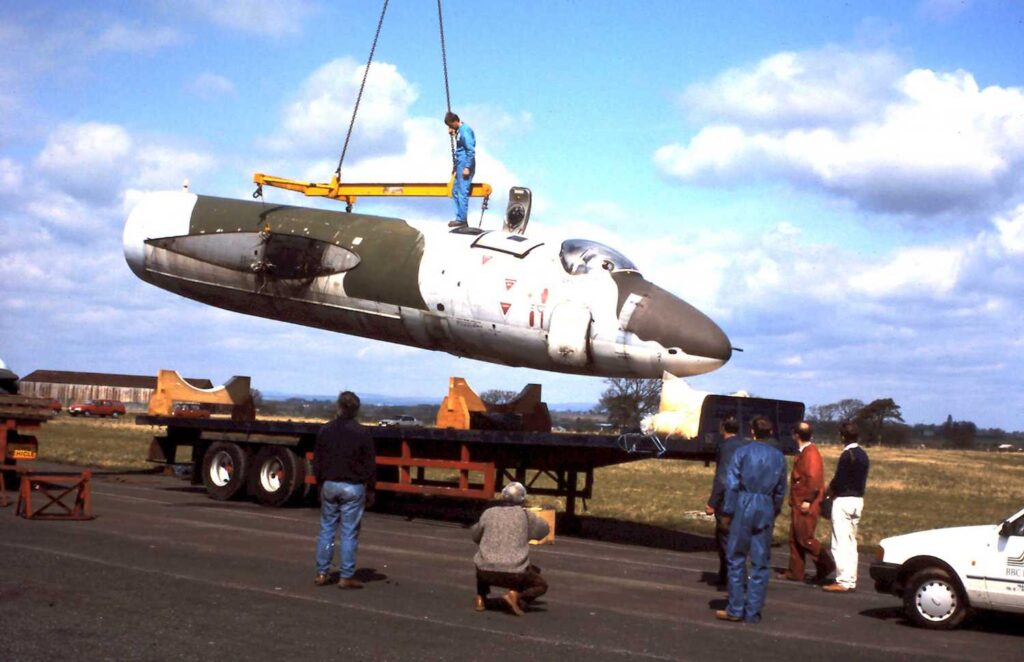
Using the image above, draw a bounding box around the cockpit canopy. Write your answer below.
[559,239,641,276]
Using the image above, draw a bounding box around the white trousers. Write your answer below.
[831,496,863,588]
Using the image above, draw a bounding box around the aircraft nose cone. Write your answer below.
[614,273,732,371]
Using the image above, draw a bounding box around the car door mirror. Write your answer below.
[999,520,1014,538]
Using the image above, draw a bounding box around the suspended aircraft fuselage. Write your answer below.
[123,192,732,378]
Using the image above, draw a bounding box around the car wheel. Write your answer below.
[84,411,91,417]
[111,412,120,419]
[201,442,249,500]
[248,446,309,507]
[903,567,969,630]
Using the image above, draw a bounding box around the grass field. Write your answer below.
[32,416,1024,550]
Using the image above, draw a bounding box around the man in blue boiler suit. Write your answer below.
[716,415,788,624]
[444,111,476,228]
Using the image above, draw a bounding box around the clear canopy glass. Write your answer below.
[559,239,641,275]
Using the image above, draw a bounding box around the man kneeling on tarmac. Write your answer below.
[471,482,549,615]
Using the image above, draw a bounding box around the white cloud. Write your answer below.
[994,204,1024,254]
[0,158,23,189]
[849,246,963,297]
[265,58,418,159]
[680,48,903,129]
[257,60,524,219]
[658,49,1024,218]
[33,122,215,205]
[187,72,237,100]
[134,145,216,191]
[181,0,316,37]
[94,22,182,54]
[35,122,133,202]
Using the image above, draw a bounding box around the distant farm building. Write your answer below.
[19,370,213,410]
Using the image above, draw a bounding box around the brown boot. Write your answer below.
[338,577,364,590]
[503,590,525,616]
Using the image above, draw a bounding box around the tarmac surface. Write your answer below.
[2,464,1021,661]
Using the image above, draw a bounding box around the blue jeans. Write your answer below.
[315,481,365,578]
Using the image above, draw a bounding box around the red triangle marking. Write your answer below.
[505,278,516,290]
[500,302,511,316]
[482,255,493,265]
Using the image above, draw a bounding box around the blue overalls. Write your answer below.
[452,123,476,223]
[722,441,788,622]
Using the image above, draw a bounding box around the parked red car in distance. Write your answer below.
[68,399,126,418]
[172,402,212,418]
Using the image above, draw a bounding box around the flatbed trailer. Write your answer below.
[136,394,803,514]
[1,396,53,475]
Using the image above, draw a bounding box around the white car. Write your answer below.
[377,415,422,428]
[871,505,1024,630]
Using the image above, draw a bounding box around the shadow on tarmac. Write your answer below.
[859,606,1024,636]
[370,493,718,554]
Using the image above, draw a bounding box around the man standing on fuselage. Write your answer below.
[445,111,476,228]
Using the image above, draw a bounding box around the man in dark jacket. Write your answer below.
[705,415,751,587]
[822,421,870,593]
[716,416,788,624]
[313,391,376,589]
[471,481,550,615]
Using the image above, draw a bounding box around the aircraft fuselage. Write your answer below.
[124,192,732,378]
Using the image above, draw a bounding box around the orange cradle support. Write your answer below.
[147,369,255,421]
[16,470,95,521]
[435,377,551,432]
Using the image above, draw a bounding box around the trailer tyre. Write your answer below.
[250,446,308,507]
[202,442,249,501]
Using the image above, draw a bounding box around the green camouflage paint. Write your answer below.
[189,195,427,310]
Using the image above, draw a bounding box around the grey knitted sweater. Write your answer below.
[471,504,550,573]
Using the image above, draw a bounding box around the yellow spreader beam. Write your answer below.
[253,172,492,210]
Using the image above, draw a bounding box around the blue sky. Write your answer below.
[2,1,1023,429]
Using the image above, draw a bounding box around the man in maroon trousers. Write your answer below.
[777,421,835,583]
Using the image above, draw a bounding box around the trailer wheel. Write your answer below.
[202,442,249,501]
[250,446,308,507]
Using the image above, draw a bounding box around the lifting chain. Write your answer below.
[437,0,456,169]
[335,0,390,180]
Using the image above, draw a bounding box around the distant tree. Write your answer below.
[886,423,913,447]
[480,389,518,404]
[808,398,865,423]
[251,388,264,407]
[835,398,866,422]
[854,398,904,446]
[596,378,661,430]
[808,403,838,422]
[942,415,978,449]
